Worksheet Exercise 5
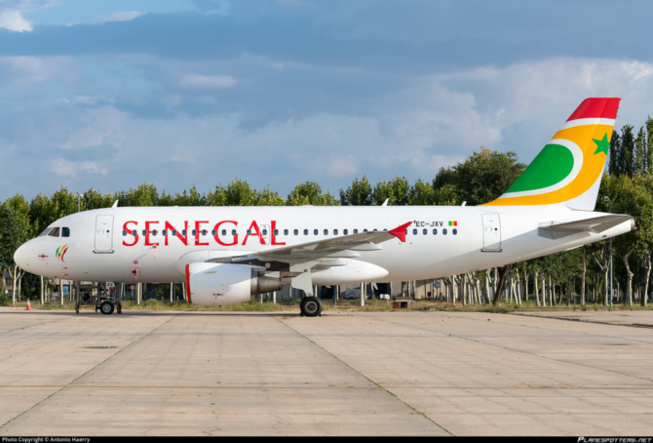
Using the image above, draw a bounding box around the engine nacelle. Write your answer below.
[185,263,282,306]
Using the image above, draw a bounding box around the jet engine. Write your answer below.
[185,262,282,306]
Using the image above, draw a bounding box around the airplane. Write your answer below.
[13,97,635,317]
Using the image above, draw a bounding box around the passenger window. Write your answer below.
[294,229,298,235]
[343,229,348,235]
[453,229,458,235]
[423,228,427,235]
[443,229,448,235]
[304,229,308,235]
[334,229,338,235]
[313,229,318,235]
[433,229,438,235]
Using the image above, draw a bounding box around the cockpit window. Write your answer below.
[38,226,70,237]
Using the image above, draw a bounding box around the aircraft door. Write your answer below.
[481,213,502,252]
[94,215,114,253]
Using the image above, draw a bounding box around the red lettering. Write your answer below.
[213,220,238,246]
[165,221,188,246]
[122,220,138,247]
[194,220,209,246]
[145,221,159,246]
[270,220,286,246]
[242,220,265,246]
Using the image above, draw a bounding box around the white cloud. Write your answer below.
[179,74,237,89]
[0,9,32,31]
[79,11,144,26]
[50,159,108,178]
[0,56,75,85]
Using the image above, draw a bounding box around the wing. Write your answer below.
[210,221,411,268]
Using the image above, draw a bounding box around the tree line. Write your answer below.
[2,118,653,307]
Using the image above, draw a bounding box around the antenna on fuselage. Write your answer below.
[112,200,119,208]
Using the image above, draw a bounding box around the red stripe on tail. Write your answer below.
[566,97,620,121]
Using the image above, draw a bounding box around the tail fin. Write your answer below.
[482,97,620,210]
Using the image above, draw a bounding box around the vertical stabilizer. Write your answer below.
[482,97,620,210]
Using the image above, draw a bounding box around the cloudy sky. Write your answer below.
[1,0,652,201]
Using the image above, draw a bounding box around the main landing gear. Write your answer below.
[300,296,322,317]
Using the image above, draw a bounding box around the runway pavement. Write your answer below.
[0,307,652,436]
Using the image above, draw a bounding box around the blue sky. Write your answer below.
[1,0,653,201]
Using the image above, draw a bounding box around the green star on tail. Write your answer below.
[593,133,610,155]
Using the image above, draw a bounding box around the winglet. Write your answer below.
[389,222,412,242]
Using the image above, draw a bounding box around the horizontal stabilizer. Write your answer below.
[538,214,633,239]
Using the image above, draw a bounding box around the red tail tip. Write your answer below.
[567,97,620,121]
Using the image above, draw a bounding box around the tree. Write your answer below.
[174,186,206,206]
[433,147,525,206]
[599,174,653,305]
[287,181,338,206]
[408,179,436,205]
[0,204,30,302]
[373,177,409,206]
[339,176,374,206]
[256,187,285,206]
[208,179,258,206]
[118,183,160,206]
[609,125,635,177]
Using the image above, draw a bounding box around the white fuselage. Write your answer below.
[14,205,634,285]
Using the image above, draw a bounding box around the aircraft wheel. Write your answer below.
[300,296,322,317]
[100,301,115,315]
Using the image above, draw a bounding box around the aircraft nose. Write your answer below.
[14,243,30,269]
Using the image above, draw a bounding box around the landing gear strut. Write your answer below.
[300,296,322,317]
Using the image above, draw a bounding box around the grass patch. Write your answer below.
[6,297,653,312]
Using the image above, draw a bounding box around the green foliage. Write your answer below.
[339,175,374,206]
[287,181,338,206]
[432,147,525,205]
[373,176,410,206]
[0,205,30,270]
